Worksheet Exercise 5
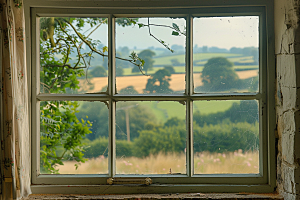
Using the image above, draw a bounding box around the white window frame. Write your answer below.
[25,0,276,194]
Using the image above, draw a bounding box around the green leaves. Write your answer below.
[171,23,183,36]
[40,101,92,174]
[172,23,180,32]
[171,31,179,36]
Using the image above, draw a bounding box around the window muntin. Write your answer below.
[30,5,274,192]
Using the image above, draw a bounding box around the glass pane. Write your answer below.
[193,16,259,93]
[116,101,186,174]
[115,17,186,94]
[39,17,108,94]
[193,100,259,174]
[40,101,109,174]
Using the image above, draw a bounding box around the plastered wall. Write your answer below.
[275,0,300,199]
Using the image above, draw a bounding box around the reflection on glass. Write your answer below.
[193,16,259,93]
[193,100,259,174]
[39,17,108,94]
[40,101,109,174]
[116,17,186,94]
[116,101,186,174]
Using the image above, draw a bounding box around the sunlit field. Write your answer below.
[79,70,258,94]
[57,150,259,174]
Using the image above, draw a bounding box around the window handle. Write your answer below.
[107,177,152,185]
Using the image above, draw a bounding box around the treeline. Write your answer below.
[81,101,259,158]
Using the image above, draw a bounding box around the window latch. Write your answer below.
[107,177,152,185]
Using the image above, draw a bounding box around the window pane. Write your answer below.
[115,17,186,94]
[193,100,259,174]
[39,17,108,94]
[116,101,186,174]
[40,101,109,174]
[193,16,259,93]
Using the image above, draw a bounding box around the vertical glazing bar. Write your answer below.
[259,11,268,180]
[108,14,116,177]
[32,10,40,181]
[185,14,193,177]
[266,1,276,188]
[258,13,264,178]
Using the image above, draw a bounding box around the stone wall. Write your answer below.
[275,0,300,199]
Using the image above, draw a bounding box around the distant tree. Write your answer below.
[251,48,259,64]
[75,101,109,141]
[208,46,229,53]
[144,69,173,94]
[116,66,124,76]
[118,86,138,94]
[164,117,185,127]
[132,49,155,74]
[89,66,107,77]
[201,57,239,91]
[119,46,130,57]
[171,44,184,53]
[164,65,175,74]
[202,45,208,53]
[116,103,157,140]
[170,58,180,66]
[230,47,243,54]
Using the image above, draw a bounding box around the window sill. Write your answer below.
[26,193,283,200]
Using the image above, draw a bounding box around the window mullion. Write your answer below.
[186,14,193,177]
[108,14,116,177]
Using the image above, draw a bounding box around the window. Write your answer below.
[28,1,276,194]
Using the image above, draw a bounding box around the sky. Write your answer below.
[83,16,259,50]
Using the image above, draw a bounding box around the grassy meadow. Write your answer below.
[57,150,259,174]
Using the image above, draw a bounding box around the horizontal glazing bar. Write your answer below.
[37,93,260,101]
[35,6,265,16]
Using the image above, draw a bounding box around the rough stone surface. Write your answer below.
[275,0,300,199]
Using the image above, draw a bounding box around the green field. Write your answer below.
[138,101,237,123]
[153,53,245,66]
[122,65,257,76]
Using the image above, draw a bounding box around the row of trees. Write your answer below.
[82,101,259,158]
[75,100,258,142]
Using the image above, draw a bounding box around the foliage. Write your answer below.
[201,57,239,91]
[116,65,124,76]
[75,101,109,141]
[39,17,116,173]
[40,101,92,173]
[116,102,157,140]
[118,86,138,94]
[132,125,186,158]
[193,100,259,127]
[88,66,107,77]
[170,58,180,66]
[164,65,175,74]
[144,69,173,93]
[193,122,259,153]
[132,49,155,74]
[84,137,134,158]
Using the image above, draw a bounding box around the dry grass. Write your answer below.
[79,70,258,93]
[56,150,259,174]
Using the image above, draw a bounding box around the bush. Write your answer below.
[193,122,259,153]
[84,137,134,158]
[84,137,109,158]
